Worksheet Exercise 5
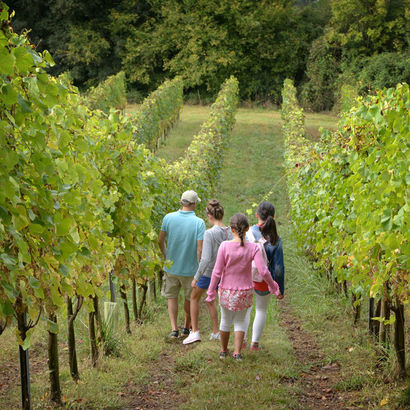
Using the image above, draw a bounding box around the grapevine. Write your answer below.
[282,78,409,377]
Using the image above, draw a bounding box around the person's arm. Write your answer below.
[196,219,205,261]
[158,230,167,258]
[194,231,212,282]
[197,239,203,263]
[253,247,280,296]
[274,241,285,297]
[205,244,225,302]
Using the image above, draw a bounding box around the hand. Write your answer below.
[277,294,284,300]
[268,283,280,296]
[205,291,216,303]
[191,279,197,288]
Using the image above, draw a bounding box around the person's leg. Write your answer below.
[220,331,230,352]
[243,306,252,346]
[219,306,234,352]
[161,273,181,333]
[181,276,194,330]
[233,331,245,355]
[233,309,248,355]
[190,286,205,332]
[206,300,219,335]
[183,298,191,330]
[251,293,272,347]
[168,298,178,331]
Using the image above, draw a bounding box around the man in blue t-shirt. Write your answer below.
[158,190,205,339]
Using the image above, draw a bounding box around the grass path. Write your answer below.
[156,105,210,163]
[175,108,300,408]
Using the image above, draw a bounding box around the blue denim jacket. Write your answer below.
[250,225,285,296]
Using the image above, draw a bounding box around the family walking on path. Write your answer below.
[158,190,285,361]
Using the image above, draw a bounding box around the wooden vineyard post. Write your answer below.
[158,270,164,294]
[120,284,131,334]
[47,313,61,405]
[379,297,390,348]
[352,294,361,325]
[104,275,119,339]
[369,298,381,338]
[392,300,406,378]
[132,278,138,322]
[137,283,148,321]
[92,296,103,344]
[67,296,83,381]
[343,280,348,297]
[104,270,119,339]
[369,298,374,332]
[109,270,116,303]
[88,309,98,367]
[17,311,31,410]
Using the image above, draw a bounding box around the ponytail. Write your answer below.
[237,226,246,246]
[257,201,279,245]
[261,215,279,245]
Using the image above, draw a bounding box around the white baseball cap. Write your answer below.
[181,190,201,203]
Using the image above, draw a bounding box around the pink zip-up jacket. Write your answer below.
[205,241,280,302]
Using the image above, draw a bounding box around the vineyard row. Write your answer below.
[0,6,239,407]
[281,79,409,377]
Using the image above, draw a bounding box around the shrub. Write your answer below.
[357,52,410,95]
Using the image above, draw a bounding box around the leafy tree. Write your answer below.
[8,0,329,99]
[123,0,326,101]
[9,0,153,87]
[300,34,341,111]
[12,0,407,106]
[65,0,150,86]
[328,0,408,60]
[303,0,409,110]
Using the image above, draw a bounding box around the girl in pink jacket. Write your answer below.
[206,213,279,361]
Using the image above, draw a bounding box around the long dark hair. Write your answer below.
[257,201,279,245]
[229,213,249,246]
[206,199,224,220]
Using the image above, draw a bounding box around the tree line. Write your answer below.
[9,0,410,109]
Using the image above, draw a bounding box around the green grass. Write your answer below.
[216,108,285,223]
[304,111,338,141]
[156,105,211,163]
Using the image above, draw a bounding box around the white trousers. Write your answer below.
[219,306,249,332]
[245,293,272,343]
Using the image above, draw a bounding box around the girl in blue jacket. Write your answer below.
[246,201,284,350]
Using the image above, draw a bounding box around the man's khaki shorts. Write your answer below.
[161,272,193,300]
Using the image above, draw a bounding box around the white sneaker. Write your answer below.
[209,332,220,341]
[182,330,201,345]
